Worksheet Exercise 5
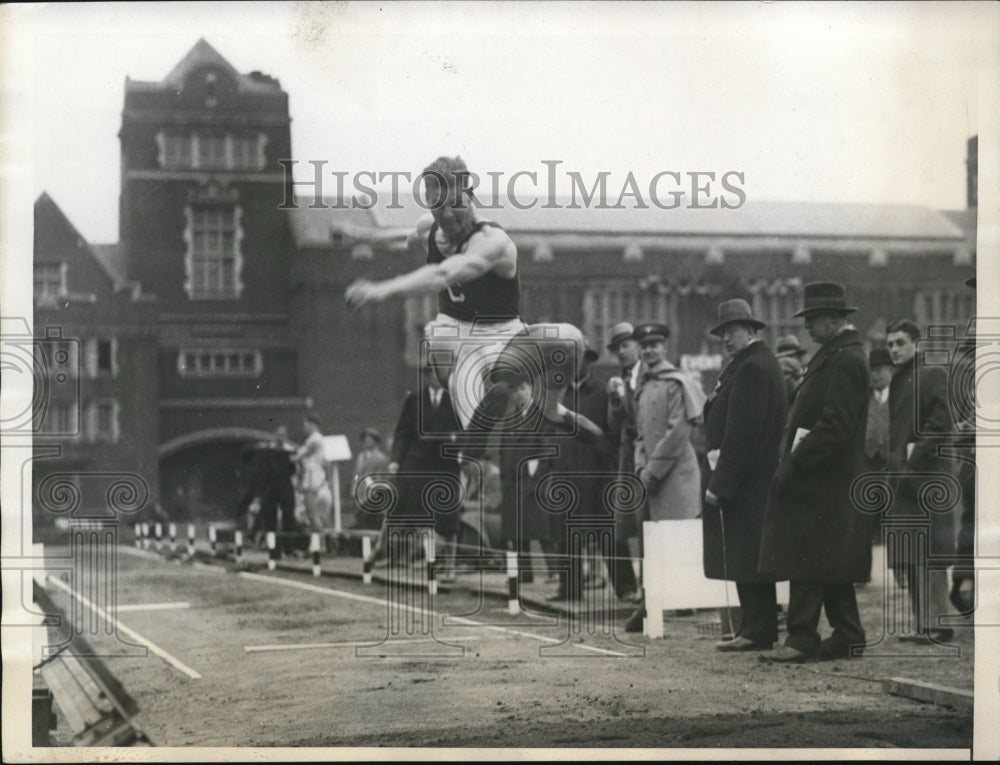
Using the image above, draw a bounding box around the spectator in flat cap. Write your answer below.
[775,334,808,360]
[758,283,871,662]
[775,335,807,403]
[623,321,706,632]
[352,427,391,530]
[702,300,787,652]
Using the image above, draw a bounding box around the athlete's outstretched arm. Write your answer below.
[345,227,514,310]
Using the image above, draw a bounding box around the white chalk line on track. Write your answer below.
[245,637,481,653]
[115,602,191,612]
[46,574,202,680]
[237,571,629,657]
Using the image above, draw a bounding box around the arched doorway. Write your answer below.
[159,428,275,522]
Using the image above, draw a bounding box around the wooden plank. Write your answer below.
[886,677,974,710]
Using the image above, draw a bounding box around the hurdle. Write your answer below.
[208,525,218,556]
[362,536,373,585]
[235,530,244,563]
[506,550,519,615]
[310,533,322,577]
[266,531,277,570]
[168,523,177,554]
[141,523,150,550]
[134,523,141,549]
[154,523,163,552]
[186,524,196,557]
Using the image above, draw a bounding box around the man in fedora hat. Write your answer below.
[758,282,871,662]
[605,321,645,601]
[702,300,787,652]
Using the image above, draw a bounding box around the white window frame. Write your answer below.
[156,130,266,171]
[183,205,244,300]
[34,262,67,304]
[176,348,263,378]
[581,281,679,361]
[83,337,118,379]
[88,399,120,444]
[913,288,977,329]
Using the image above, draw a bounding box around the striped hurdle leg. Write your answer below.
[134,523,142,549]
[187,524,196,557]
[310,533,322,577]
[235,530,244,563]
[169,523,177,553]
[208,525,218,556]
[141,523,150,550]
[506,550,520,615]
[266,531,277,570]
[154,523,163,553]
[362,535,373,585]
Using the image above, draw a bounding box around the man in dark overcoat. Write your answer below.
[758,283,871,662]
[886,319,955,642]
[702,300,787,652]
[380,364,463,560]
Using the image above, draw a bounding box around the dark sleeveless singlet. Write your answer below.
[426,220,521,323]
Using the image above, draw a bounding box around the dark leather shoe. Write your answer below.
[623,608,645,633]
[818,638,863,660]
[758,644,813,663]
[716,636,772,652]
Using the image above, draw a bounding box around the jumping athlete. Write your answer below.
[346,156,592,435]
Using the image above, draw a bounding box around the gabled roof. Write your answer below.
[939,209,977,248]
[126,38,282,94]
[288,194,967,247]
[90,243,128,288]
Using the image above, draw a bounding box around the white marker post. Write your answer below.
[154,523,163,552]
[187,524,196,557]
[310,532,321,577]
[235,530,244,563]
[426,530,437,597]
[322,435,353,536]
[506,550,520,615]
[134,523,141,549]
[362,535,373,585]
[266,531,277,570]
[141,523,150,550]
[169,523,177,553]
[208,524,217,556]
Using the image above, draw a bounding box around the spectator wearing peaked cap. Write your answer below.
[352,427,391,530]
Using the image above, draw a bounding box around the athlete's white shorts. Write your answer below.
[423,313,528,429]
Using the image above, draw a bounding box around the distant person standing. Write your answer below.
[352,428,391,530]
[775,335,807,404]
[294,414,333,532]
[886,319,955,642]
[702,300,786,652]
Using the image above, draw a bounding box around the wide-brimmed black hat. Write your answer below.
[710,299,766,337]
[775,334,808,359]
[632,323,670,343]
[869,347,892,368]
[792,282,858,318]
[605,321,635,350]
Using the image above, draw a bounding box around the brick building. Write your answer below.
[32,39,977,526]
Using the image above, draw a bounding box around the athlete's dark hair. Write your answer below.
[885,319,921,343]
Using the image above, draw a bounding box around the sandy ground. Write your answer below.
[34,542,973,753]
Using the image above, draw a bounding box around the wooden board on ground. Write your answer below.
[886,678,974,710]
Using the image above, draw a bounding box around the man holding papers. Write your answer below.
[702,300,787,652]
[758,283,871,662]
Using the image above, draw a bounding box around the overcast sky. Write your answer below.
[5,2,996,243]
